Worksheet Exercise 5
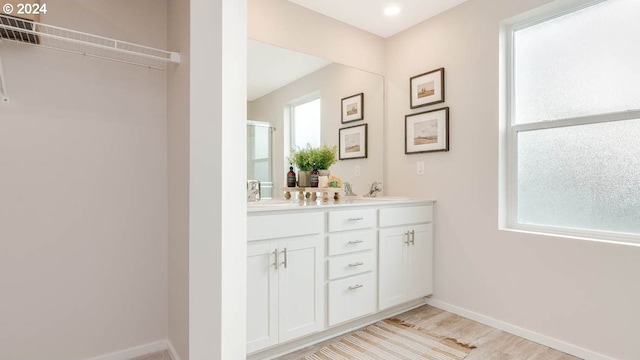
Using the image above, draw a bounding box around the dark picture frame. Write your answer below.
[341,93,364,123]
[405,107,449,154]
[410,68,445,109]
[339,123,368,160]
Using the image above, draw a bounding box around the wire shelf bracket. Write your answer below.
[0,51,8,103]
[0,13,181,71]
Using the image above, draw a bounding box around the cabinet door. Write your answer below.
[378,227,409,310]
[247,242,279,353]
[278,235,324,342]
[406,223,433,300]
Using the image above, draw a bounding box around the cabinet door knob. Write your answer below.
[348,284,364,290]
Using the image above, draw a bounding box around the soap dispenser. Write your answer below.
[287,164,297,188]
[310,163,319,187]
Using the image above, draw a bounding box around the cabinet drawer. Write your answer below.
[248,212,323,241]
[327,230,376,256]
[328,272,376,326]
[328,208,376,232]
[328,251,375,280]
[379,205,432,227]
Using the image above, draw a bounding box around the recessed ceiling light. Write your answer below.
[383,5,401,17]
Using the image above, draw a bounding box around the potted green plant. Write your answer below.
[289,145,314,187]
[290,145,315,172]
[289,144,338,187]
[311,144,338,171]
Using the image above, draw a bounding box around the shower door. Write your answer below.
[247,120,274,199]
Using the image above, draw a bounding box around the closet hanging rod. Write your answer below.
[0,14,180,70]
[27,43,168,70]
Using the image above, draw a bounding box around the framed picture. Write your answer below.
[410,68,444,109]
[405,107,449,154]
[341,93,364,123]
[339,124,368,160]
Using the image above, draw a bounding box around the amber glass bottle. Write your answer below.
[287,165,297,188]
[310,163,319,187]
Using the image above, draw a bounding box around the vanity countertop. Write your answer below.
[247,196,435,213]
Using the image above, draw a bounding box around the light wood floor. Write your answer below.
[278,305,582,360]
[130,305,583,359]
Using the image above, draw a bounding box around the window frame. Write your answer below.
[503,0,640,244]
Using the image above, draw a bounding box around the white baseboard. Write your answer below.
[84,339,181,360]
[166,339,182,360]
[425,298,616,360]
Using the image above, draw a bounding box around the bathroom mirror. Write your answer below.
[247,39,384,198]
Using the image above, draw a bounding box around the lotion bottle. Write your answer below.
[310,163,319,187]
[287,164,297,188]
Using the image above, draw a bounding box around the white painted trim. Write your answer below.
[425,298,617,360]
[83,340,169,360]
[167,339,182,360]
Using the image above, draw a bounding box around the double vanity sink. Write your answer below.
[246,195,436,359]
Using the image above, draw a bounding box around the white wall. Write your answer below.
[248,0,385,76]
[384,1,640,359]
[189,0,247,358]
[248,63,384,196]
[0,1,169,359]
[167,1,190,359]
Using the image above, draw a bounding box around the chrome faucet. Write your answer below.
[343,182,357,196]
[364,182,382,197]
[247,180,261,202]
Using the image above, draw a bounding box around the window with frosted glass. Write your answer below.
[517,119,640,234]
[509,0,640,238]
[514,0,640,124]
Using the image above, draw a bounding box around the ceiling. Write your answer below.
[248,1,469,101]
[288,0,469,38]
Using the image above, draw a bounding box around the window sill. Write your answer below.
[501,223,640,247]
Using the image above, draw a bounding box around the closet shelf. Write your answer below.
[0,14,180,70]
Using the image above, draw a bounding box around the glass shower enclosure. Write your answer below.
[247,120,274,199]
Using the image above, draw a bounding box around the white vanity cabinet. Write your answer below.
[246,212,324,354]
[378,205,434,310]
[247,199,434,359]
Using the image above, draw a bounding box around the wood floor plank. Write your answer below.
[278,305,584,360]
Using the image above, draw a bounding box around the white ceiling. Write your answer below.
[288,0,469,38]
[248,1,469,101]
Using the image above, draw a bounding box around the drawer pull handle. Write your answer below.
[348,284,364,290]
[347,240,364,245]
[347,217,364,221]
[348,262,364,267]
[281,247,288,269]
